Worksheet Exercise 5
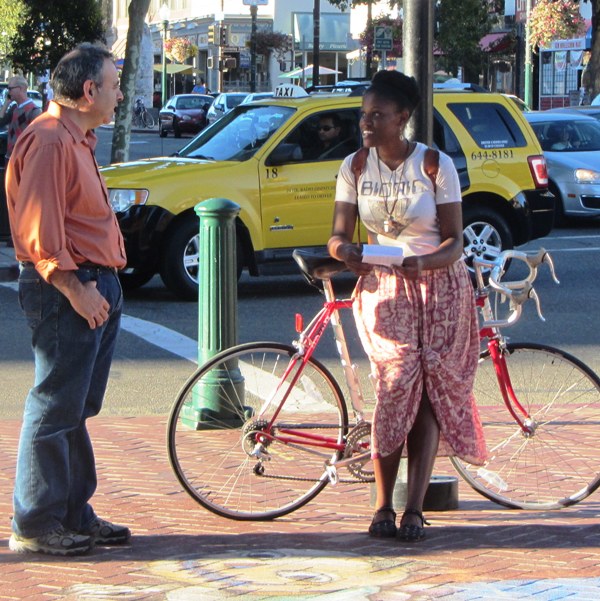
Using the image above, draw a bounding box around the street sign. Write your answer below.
[374,26,393,51]
[243,0,268,5]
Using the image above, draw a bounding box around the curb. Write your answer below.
[0,263,18,282]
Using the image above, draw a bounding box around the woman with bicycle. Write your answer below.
[327,70,486,542]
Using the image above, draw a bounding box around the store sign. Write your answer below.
[243,0,268,5]
[549,37,586,51]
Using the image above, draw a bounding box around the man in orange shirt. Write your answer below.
[6,44,128,556]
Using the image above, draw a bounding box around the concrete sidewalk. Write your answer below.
[1,414,600,600]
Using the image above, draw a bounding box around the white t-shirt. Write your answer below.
[335,142,461,257]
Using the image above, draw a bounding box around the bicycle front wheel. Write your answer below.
[142,111,155,128]
[451,343,600,509]
[167,342,349,520]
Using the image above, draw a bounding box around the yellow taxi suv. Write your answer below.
[101,85,554,300]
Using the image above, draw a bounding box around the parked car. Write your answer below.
[102,85,553,300]
[158,94,213,138]
[525,111,600,221]
[547,105,600,121]
[205,92,248,125]
[240,92,274,104]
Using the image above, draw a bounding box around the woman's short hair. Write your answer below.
[366,70,421,115]
[51,43,113,101]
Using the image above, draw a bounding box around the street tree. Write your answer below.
[435,0,494,83]
[583,0,600,101]
[7,0,104,75]
[0,0,25,62]
[111,0,151,164]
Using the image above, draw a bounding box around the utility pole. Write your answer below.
[403,0,434,145]
[313,0,320,88]
[366,0,373,79]
[524,0,533,108]
[250,4,258,92]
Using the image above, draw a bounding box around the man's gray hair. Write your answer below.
[8,75,28,89]
[51,43,113,102]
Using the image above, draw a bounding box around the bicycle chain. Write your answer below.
[343,421,375,482]
[252,421,374,483]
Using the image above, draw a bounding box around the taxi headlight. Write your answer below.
[108,189,149,212]
[575,169,600,184]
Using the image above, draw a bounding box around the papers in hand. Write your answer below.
[362,244,404,267]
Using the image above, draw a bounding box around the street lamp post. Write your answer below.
[159,3,171,108]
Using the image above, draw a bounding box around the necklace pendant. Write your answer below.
[383,219,391,233]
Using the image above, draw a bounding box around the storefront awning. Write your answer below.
[152,64,194,75]
[480,33,512,53]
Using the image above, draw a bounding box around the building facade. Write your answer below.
[109,0,368,101]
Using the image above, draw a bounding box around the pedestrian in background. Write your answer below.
[192,77,208,94]
[0,75,42,162]
[6,43,129,556]
[328,70,486,543]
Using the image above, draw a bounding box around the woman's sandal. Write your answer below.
[368,506,397,538]
[397,508,430,543]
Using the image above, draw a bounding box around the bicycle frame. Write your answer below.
[257,249,553,467]
[476,294,534,435]
[255,277,368,457]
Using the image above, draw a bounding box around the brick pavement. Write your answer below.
[1,415,600,600]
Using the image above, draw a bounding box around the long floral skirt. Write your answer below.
[353,260,487,466]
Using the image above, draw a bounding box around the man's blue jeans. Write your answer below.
[12,265,123,538]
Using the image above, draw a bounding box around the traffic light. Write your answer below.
[220,25,228,47]
[208,25,215,45]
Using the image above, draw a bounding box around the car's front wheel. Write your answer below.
[173,118,182,138]
[462,206,513,272]
[160,218,244,301]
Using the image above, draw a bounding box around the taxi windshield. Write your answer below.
[178,105,295,161]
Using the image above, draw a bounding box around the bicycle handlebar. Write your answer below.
[474,248,560,327]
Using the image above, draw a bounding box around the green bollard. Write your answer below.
[179,198,245,430]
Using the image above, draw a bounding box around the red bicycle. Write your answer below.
[168,248,600,520]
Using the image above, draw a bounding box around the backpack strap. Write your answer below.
[349,147,369,245]
[424,147,439,192]
[351,147,369,188]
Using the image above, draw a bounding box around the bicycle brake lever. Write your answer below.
[529,288,545,322]
[542,252,560,285]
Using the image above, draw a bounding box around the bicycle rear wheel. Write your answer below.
[451,343,600,509]
[142,111,155,128]
[167,342,349,520]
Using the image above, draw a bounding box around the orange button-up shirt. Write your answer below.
[6,102,126,282]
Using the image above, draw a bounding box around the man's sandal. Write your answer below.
[368,506,397,538]
[397,508,430,542]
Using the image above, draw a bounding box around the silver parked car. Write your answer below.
[205,92,248,125]
[524,111,600,220]
[547,105,600,121]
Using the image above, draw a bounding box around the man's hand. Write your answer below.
[49,270,111,329]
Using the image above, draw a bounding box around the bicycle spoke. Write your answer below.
[453,343,600,509]
[168,343,348,520]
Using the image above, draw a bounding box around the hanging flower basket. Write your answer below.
[163,37,198,63]
[528,0,585,51]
